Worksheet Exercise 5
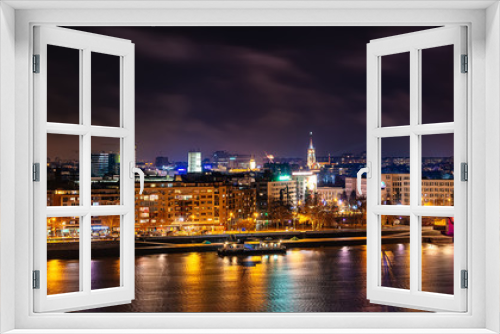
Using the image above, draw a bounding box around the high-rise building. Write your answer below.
[307,132,318,170]
[91,152,120,177]
[91,153,109,177]
[188,151,202,173]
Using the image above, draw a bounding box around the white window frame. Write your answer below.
[366,26,468,312]
[1,1,499,333]
[33,26,136,313]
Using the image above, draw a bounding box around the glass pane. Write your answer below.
[47,45,80,124]
[421,45,454,124]
[421,134,454,206]
[91,137,120,205]
[47,134,80,206]
[91,52,120,127]
[381,52,410,127]
[421,216,454,294]
[381,137,410,205]
[47,216,80,295]
[91,215,121,290]
[380,215,410,290]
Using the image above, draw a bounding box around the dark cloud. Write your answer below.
[48,26,452,162]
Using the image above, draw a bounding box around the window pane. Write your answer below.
[381,137,410,205]
[47,216,80,295]
[47,134,80,206]
[91,137,120,205]
[47,45,80,124]
[421,216,454,294]
[421,45,454,124]
[91,215,121,290]
[381,52,410,127]
[421,134,454,206]
[91,52,120,127]
[380,215,410,290]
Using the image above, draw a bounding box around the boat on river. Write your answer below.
[217,240,286,256]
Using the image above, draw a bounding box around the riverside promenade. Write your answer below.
[47,227,452,258]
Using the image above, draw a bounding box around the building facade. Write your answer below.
[317,186,344,204]
[188,151,202,173]
[292,171,318,204]
[346,174,454,206]
[267,180,297,207]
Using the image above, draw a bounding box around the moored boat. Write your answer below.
[217,240,286,256]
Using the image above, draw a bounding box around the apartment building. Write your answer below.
[346,174,454,206]
[317,187,344,204]
[267,180,298,207]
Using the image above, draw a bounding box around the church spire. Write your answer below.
[307,131,317,170]
[309,131,314,149]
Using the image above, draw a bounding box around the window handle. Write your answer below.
[130,162,145,194]
[357,162,371,195]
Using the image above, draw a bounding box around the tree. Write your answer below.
[268,200,293,230]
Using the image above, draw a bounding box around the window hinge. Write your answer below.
[33,54,40,73]
[461,162,468,181]
[33,163,40,182]
[461,270,468,289]
[461,54,468,73]
[33,270,40,289]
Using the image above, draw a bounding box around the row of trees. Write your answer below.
[261,190,367,231]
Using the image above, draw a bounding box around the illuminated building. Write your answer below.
[255,181,269,213]
[267,181,297,207]
[212,150,253,170]
[317,187,344,204]
[227,187,257,220]
[307,132,319,170]
[133,181,255,235]
[188,151,202,173]
[92,153,109,177]
[249,156,256,170]
[90,152,120,177]
[345,174,454,206]
[292,171,318,203]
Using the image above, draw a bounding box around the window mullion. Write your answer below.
[409,48,420,295]
[81,47,92,294]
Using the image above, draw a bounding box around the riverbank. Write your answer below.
[47,228,452,258]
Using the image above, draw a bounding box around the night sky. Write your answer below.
[47,26,455,162]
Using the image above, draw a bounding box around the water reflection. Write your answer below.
[47,259,80,295]
[64,244,455,312]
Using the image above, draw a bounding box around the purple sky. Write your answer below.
[47,26,454,162]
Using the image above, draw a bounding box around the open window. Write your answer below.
[365,26,467,312]
[32,24,467,315]
[33,26,136,312]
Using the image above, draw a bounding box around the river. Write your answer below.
[46,243,454,312]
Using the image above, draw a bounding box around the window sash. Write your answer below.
[366,26,468,312]
[33,25,136,313]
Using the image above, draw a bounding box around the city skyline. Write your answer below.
[45,26,454,162]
